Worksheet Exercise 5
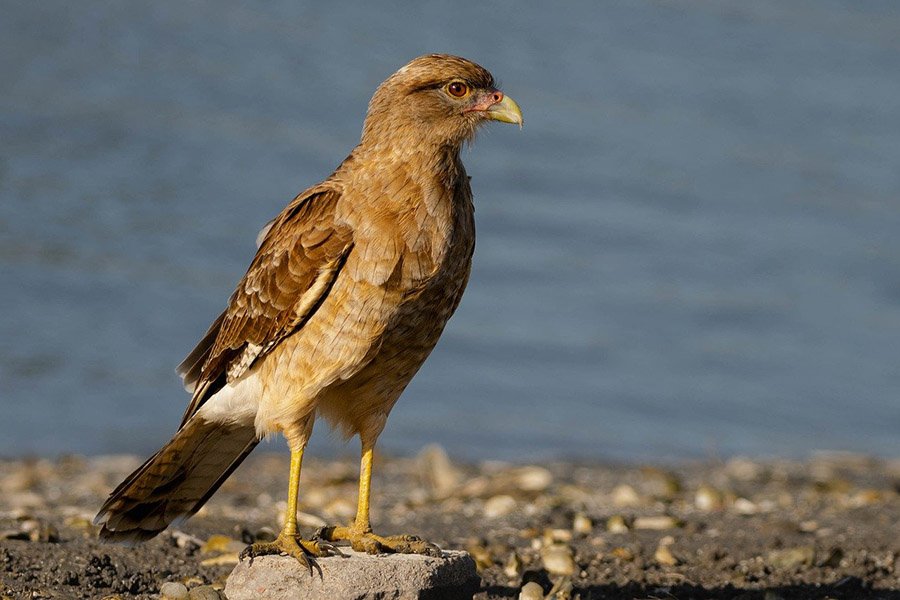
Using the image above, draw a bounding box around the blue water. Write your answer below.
[2,1,899,462]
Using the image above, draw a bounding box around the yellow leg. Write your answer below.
[240,447,337,570]
[320,441,441,557]
[283,446,304,535]
[353,445,374,533]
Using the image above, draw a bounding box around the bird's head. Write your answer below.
[362,54,522,150]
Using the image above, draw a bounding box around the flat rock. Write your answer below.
[224,549,479,600]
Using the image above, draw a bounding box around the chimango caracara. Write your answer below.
[95,54,522,565]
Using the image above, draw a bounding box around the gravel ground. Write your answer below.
[0,448,898,599]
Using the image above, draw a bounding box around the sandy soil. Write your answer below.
[0,449,898,599]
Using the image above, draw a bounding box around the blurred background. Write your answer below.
[1,1,898,462]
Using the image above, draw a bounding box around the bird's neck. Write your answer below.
[350,138,466,190]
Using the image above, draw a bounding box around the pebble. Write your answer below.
[733,498,760,515]
[170,531,203,551]
[695,485,724,511]
[611,484,641,507]
[726,457,764,481]
[610,547,635,561]
[541,544,576,576]
[519,581,545,600]
[188,585,221,600]
[418,445,462,498]
[159,582,189,600]
[654,543,679,566]
[484,494,517,518]
[297,511,327,528]
[798,520,818,533]
[606,515,629,533]
[633,515,680,530]
[767,546,815,570]
[542,528,572,545]
[515,466,553,492]
[572,512,593,535]
[640,468,681,499]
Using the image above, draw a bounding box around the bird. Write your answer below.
[94,54,522,567]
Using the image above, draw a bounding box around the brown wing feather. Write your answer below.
[177,186,353,425]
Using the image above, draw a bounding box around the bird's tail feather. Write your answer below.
[94,417,258,543]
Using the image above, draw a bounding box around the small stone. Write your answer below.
[572,513,593,535]
[798,520,818,533]
[640,468,681,499]
[610,547,635,561]
[541,544,576,576]
[726,457,763,481]
[159,582,189,600]
[542,528,572,545]
[519,581,545,600]
[19,520,59,543]
[606,515,629,533]
[484,494,517,518]
[225,550,478,600]
[418,444,462,498]
[296,511,327,528]
[188,585,221,600]
[767,546,815,570]
[171,530,204,551]
[515,466,553,492]
[733,498,759,515]
[611,484,641,507]
[654,543,679,566]
[633,515,680,530]
[695,485,724,511]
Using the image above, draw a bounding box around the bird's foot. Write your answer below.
[239,531,343,574]
[317,525,442,557]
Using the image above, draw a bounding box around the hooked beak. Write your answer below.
[485,93,523,128]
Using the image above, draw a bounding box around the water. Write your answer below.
[2,1,899,462]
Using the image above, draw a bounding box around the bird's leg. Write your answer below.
[319,441,441,557]
[240,446,336,571]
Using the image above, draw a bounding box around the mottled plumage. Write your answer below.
[96,54,522,550]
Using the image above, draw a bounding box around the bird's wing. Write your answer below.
[176,186,353,427]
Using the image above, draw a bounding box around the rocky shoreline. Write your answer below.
[0,449,898,599]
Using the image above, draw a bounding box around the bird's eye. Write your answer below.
[446,81,469,98]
